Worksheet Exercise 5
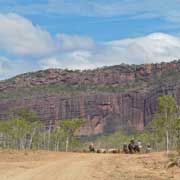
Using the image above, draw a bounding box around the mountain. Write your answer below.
[0,60,180,136]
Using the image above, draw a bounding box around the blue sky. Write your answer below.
[1,0,180,79]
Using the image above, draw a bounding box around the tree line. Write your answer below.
[0,108,84,151]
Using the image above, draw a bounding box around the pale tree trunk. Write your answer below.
[65,137,69,152]
[28,128,36,149]
[178,130,180,156]
[47,126,51,151]
[43,132,46,149]
[166,130,169,154]
[20,139,25,150]
[57,141,59,151]
[54,142,59,152]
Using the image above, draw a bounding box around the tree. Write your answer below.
[27,121,43,149]
[50,127,66,151]
[148,95,177,153]
[0,121,12,148]
[9,108,39,123]
[60,119,84,152]
[174,117,180,155]
[9,118,29,149]
[0,108,44,150]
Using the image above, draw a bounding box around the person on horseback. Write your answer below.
[128,139,136,154]
[128,139,140,153]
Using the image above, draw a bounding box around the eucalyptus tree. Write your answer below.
[60,119,84,152]
[148,95,177,153]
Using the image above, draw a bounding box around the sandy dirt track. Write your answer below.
[0,150,180,180]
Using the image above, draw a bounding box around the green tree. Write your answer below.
[174,117,180,155]
[148,95,177,153]
[0,121,12,148]
[0,108,44,150]
[9,118,29,149]
[50,127,66,151]
[60,119,84,152]
[9,108,39,123]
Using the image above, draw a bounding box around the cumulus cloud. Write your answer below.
[0,13,56,56]
[39,33,180,70]
[102,33,180,64]
[40,57,62,69]
[40,51,98,70]
[56,34,95,51]
[0,13,180,79]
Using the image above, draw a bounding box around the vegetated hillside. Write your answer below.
[0,60,180,136]
[1,60,180,99]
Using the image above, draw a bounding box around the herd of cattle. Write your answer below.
[88,140,152,154]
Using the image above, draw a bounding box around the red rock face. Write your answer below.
[0,92,146,136]
[144,85,179,126]
[0,85,178,136]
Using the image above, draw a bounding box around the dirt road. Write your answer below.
[0,150,179,180]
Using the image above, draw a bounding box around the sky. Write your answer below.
[1,0,180,80]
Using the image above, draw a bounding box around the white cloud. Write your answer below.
[56,34,95,51]
[103,33,180,64]
[0,13,56,56]
[40,57,62,69]
[39,33,180,70]
[40,50,98,70]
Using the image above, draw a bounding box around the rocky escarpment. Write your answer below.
[0,60,180,136]
[0,92,145,136]
[0,85,179,136]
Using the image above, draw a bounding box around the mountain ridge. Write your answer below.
[1,60,180,94]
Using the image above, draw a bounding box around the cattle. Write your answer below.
[107,148,120,153]
[145,144,152,153]
[96,148,107,153]
[89,143,95,152]
[122,144,129,154]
